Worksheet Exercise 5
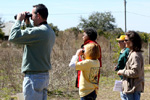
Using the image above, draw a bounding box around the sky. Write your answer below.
[0,0,150,33]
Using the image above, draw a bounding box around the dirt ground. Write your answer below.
[50,69,150,100]
[9,69,150,100]
[97,70,150,100]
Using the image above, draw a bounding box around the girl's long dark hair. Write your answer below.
[126,31,142,52]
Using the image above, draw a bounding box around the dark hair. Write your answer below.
[126,31,142,52]
[84,27,97,41]
[33,4,48,20]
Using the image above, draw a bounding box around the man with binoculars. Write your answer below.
[9,4,55,100]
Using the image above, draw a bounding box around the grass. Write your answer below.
[47,69,150,100]
[1,33,150,100]
[97,75,121,100]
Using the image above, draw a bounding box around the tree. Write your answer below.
[78,12,116,31]
[0,18,4,28]
[0,17,4,39]
[48,23,59,36]
[138,32,150,43]
[0,29,4,39]
[64,27,81,39]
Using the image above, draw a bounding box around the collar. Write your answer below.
[120,48,126,53]
[127,50,133,60]
[84,40,97,45]
[39,21,47,25]
[81,40,97,48]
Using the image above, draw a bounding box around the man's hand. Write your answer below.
[17,12,30,22]
[17,12,26,21]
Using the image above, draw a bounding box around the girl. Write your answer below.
[69,43,100,100]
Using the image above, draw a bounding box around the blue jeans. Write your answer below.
[125,91,141,100]
[120,92,127,100]
[81,90,97,100]
[23,72,49,100]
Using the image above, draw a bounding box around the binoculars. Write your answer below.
[14,13,32,19]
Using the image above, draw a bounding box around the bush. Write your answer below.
[0,28,4,39]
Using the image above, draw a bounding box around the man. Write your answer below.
[9,4,55,100]
[76,27,102,88]
[115,35,129,100]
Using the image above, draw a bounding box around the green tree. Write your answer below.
[78,12,116,31]
[48,23,59,36]
[0,28,4,39]
[0,18,3,27]
[64,27,81,39]
[20,22,60,36]
[0,17,4,39]
[139,32,149,43]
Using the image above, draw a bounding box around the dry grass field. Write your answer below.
[0,30,150,100]
[49,69,150,100]
[97,70,150,100]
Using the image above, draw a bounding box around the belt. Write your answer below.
[24,70,49,74]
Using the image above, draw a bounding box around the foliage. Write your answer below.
[64,27,81,39]
[99,30,124,64]
[20,22,60,37]
[78,12,116,32]
[0,28,4,39]
[98,28,123,38]
[49,23,59,36]
[111,28,124,35]
[0,17,4,39]
[0,17,4,28]
[1,28,150,99]
[138,32,150,43]
[20,23,26,30]
[0,46,23,99]
[97,29,104,36]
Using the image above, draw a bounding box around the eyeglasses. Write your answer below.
[118,41,124,43]
[124,39,129,42]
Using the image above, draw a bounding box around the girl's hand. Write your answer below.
[76,49,83,56]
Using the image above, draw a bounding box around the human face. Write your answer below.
[82,32,89,42]
[124,35,132,49]
[31,7,38,26]
[118,40,125,49]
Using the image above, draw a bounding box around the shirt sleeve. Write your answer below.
[8,20,45,45]
[69,55,78,68]
[75,60,89,71]
[123,55,142,78]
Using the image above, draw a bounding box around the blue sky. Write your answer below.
[0,0,150,33]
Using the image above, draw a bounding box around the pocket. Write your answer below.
[32,75,49,92]
[23,77,32,95]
